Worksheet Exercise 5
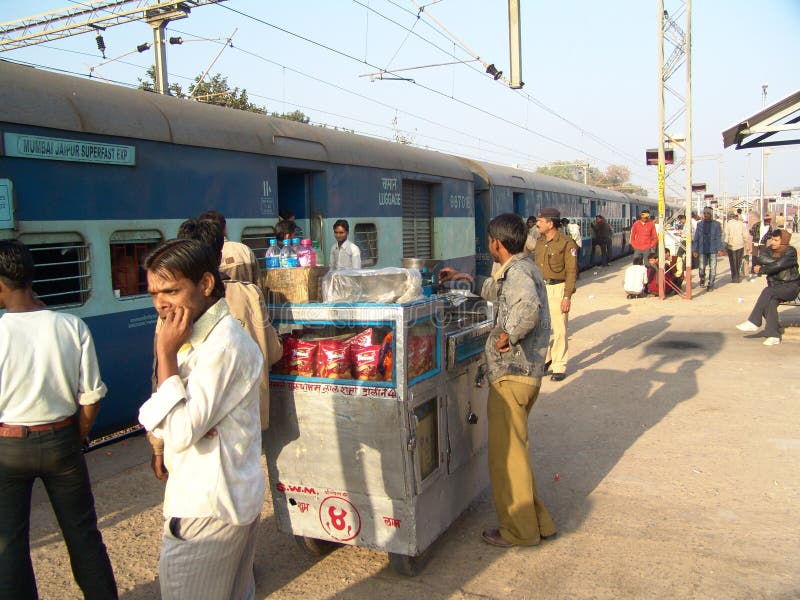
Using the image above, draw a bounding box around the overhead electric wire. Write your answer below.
[18,1,649,188]
[367,0,652,181]
[214,2,635,176]
[358,0,652,182]
[63,0,646,181]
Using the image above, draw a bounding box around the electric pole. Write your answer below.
[657,0,692,299]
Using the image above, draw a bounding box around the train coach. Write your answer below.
[0,60,477,439]
[0,60,655,440]
[465,160,656,278]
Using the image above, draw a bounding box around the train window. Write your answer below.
[241,226,276,259]
[18,233,90,308]
[354,223,378,267]
[110,230,163,298]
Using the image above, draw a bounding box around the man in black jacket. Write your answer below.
[736,229,800,346]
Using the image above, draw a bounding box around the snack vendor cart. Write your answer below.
[264,295,493,575]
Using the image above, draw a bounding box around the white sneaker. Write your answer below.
[763,337,781,346]
[736,321,759,332]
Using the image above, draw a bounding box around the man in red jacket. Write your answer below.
[630,210,657,264]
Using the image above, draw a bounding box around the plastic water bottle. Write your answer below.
[297,239,316,267]
[264,239,281,269]
[280,239,298,268]
[312,240,323,266]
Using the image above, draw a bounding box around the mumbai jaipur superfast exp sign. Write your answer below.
[3,133,136,166]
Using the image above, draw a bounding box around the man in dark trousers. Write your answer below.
[0,240,117,599]
[692,207,724,291]
[533,207,578,382]
[479,213,557,548]
[590,214,612,266]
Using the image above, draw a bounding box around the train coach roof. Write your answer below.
[0,61,472,181]
[466,159,631,201]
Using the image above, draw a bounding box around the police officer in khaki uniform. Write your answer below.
[533,207,578,381]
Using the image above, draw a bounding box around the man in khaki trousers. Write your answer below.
[479,214,558,548]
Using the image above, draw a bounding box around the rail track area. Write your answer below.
[26,254,800,599]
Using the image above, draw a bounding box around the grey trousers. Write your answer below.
[159,516,259,600]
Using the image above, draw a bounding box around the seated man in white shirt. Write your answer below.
[139,239,265,600]
[623,255,648,299]
[328,219,362,269]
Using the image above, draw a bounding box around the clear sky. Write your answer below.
[2,0,798,202]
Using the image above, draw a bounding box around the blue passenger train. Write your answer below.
[0,61,656,440]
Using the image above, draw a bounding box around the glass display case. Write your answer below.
[265,297,490,576]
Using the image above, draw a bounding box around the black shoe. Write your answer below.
[550,373,566,382]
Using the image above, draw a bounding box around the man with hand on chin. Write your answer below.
[138,239,264,600]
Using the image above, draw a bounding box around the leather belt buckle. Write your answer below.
[0,416,73,438]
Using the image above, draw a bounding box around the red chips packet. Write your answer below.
[279,337,317,376]
[352,345,382,381]
[316,339,352,379]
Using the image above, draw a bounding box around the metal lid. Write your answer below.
[400,258,441,272]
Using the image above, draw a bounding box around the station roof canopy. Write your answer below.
[722,89,800,150]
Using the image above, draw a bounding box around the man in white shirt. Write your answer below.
[623,256,648,298]
[328,219,362,269]
[0,240,117,599]
[561,218,583,248]
[139,239,265,600]
[524,215,540,254]
[723,212,749,283]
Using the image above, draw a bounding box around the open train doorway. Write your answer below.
[513,192,525,217]
[277,167,327,251]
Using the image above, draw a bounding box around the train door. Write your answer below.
[513,192,525,217]
[277,167,326,249]
[402,180,433,259]
[590,200,597,217]
[474,190,491,278]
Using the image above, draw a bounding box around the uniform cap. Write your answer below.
[538,207,560,220]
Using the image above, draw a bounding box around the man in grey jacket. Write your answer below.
[692,207,724,291]
[478,213,558,548]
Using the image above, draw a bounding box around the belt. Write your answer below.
[544,279,565,285]
[0,416,74,438]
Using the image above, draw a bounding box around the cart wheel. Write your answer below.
[293,535,340,558]
[388,550,431,577]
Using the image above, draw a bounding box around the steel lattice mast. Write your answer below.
[0,1,225,94]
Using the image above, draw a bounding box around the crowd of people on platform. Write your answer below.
[2,199,798,598]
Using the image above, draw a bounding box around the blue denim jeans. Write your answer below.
[0,425,117,599]
[698,252,718,288]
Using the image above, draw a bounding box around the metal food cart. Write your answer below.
[264,295,493,575]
